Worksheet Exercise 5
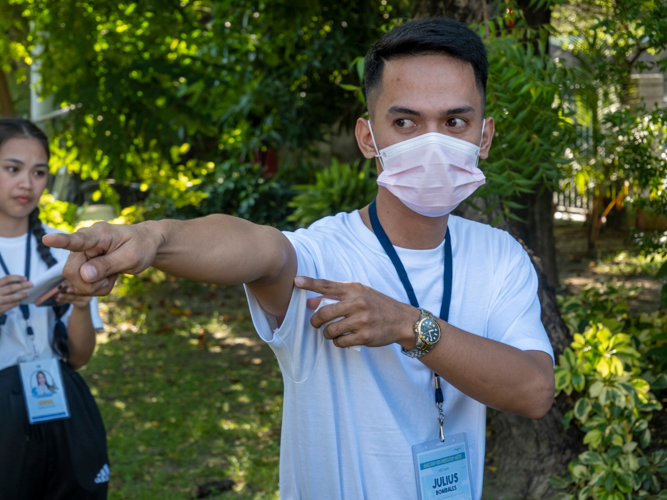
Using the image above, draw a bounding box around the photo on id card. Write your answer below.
[412,432,473,500]
[19,357,70,424]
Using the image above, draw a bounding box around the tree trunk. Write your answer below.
[508,185,559,289]
[0,69,16,117]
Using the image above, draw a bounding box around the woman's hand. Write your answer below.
[55,283,93,309]
[0,275,33,315]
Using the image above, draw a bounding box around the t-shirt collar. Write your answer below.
[348,210,450,265]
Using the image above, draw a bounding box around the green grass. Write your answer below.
[78,272,282,499]
[594,250,666,277]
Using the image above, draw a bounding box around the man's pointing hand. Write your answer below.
[43,221,162,296]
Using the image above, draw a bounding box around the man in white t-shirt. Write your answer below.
[46,17,555,500]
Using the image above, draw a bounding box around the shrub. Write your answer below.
[552,281,667,499]
[287,158,376,228]
[38,192,78,232]
[162,159,296,228]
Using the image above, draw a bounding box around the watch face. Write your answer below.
[420,318,440,343]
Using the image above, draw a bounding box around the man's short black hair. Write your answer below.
[364,18,488,113]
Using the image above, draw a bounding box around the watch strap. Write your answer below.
[402,309,437,358]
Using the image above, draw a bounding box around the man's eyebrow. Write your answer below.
[387,106,423,118]
[440,105,476,117]
[386,105,476,119]
[3,158,24,165]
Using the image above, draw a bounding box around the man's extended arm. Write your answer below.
[43,216,297,319]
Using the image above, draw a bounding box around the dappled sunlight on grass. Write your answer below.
[79,272,282,499]
[594,251,667,277]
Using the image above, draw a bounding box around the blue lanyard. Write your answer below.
[0,232,35,336]
[368,198,452,322]
[368,198,452,440]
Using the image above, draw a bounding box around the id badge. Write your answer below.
[18,358,71,424]
[412,432,473,500]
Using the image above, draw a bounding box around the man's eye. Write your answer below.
[34,170,47,178]
[446,118,466,128]
[396,118,416,129]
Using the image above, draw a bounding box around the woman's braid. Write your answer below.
[28,208,57,268]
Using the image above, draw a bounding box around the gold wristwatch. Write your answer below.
[401,308,442,358]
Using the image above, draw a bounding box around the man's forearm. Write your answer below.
[147,215,290,286]
[146,215,297,319]
[398,310,554,419]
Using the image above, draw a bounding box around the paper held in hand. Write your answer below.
[20,261,66,306]
[315,297,362,352]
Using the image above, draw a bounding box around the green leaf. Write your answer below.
[563,410,574,430]
[622,440,638,453]
[639,428,651,448]
[646,345,667,365]
[584,429,603,448]
[572,333,586,349]
[609,387,625,408]
[615,471,634,493]
[655,261,667,280]
[662,283,667,309]
[578,484,592,500]
[609,356,624,376]
[605,470,616,492]
[580,451,605,465]
[572,372,586,393]
[571,464,590,481]
[574,398,593,423]
[651,373,667,391]
[597,358,611,378]
[549,475,572,489]
[599,386,613,406]
[590,380,605,398]
[555,367,572,391]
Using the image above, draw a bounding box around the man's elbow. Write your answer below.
[525,375,555,420]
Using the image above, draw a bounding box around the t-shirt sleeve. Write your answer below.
[486,242,554,362]
[89,297,104,329]
[243,230,325,382]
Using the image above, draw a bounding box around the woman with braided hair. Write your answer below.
[0,118,108,499]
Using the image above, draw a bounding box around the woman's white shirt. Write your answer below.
[0,226,104,372]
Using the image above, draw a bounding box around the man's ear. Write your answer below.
[355,118,378,160]
[479,116,495,160]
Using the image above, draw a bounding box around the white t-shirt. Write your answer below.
[244,211,553,500]
[0,226,104,372]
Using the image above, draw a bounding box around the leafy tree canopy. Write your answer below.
[1,0,410,218]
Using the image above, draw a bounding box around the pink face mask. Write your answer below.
[368,121,487,217]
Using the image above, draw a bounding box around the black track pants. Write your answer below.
[0,361,109,500]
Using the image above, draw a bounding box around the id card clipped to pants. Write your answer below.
[412,432,473,500]
[19,358,70,424]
